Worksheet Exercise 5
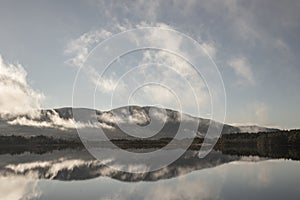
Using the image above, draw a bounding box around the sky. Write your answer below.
[0,0,300,129]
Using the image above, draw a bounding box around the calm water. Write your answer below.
[0,149,299,200]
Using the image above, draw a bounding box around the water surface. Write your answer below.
[0,149,299,200]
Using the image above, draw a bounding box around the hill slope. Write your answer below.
[0,106,279,140]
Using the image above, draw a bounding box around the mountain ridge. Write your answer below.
[0,106,280,140]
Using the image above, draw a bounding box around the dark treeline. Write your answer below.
[0,135,204,154]
[0,135,83,155]
[0,130,300,159]
[0,135,82,146]
[107,137,204,152]
[216,129,300,147]
[215,129,300,160]
[0,145,83,155]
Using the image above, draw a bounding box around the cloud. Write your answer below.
[98,107,153,126]
[4,159,96,179]
[228,57,255,85]
[0,55,116,130]
[65,30,113,67]
[8,109,115,131]
[0,176,40,200]
[143,175,221,200]
[7,111,77,131]
[201,42,217,58]
[65,22,213,115]
[0,55,44,117]
[89,67,124,94]
[65,27,125,94]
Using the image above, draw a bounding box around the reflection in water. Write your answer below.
[0,149,243,182]
[0,176,39,200]
[0,149,299,200]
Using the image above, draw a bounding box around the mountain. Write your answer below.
[0,106,279,140]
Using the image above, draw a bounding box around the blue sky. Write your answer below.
[0,0,300,129]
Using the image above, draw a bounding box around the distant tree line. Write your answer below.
[217,129,300,147]
[0,135,83,155]
[215,129,300,160]
[0,135,82,146]
[1,130,300,159]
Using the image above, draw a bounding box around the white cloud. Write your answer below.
[91,72,125,94]
[65,27,124,94]
[5,159,96,179]
[0,55,116,130]
[0,176,40,200]
[8,110,115,130]
[228,57,255,85]
[99,108,151,125]
[0,55,44,117]
[201,42,217,58]
[65,22,213,115]
[143,175,221,200]
[65,30,113,67]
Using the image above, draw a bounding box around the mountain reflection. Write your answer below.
[0,148,262,182]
